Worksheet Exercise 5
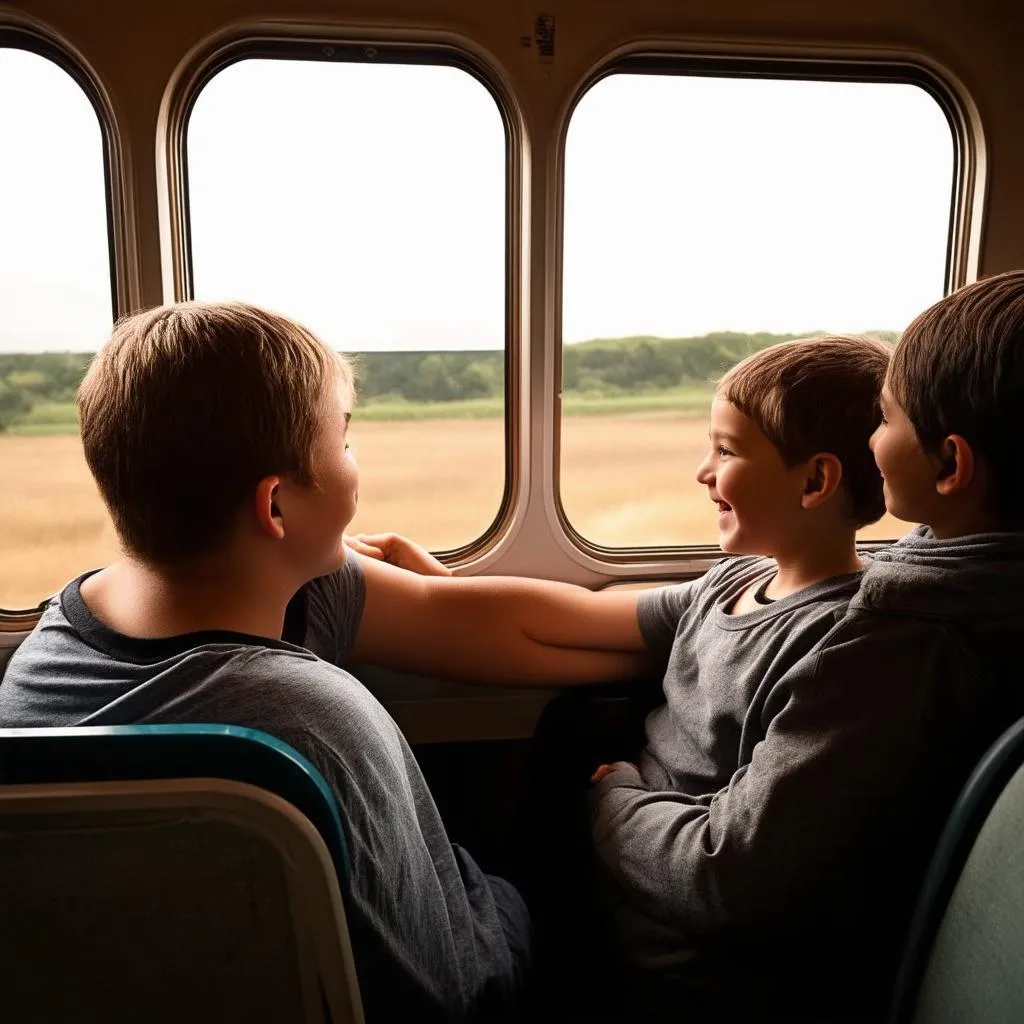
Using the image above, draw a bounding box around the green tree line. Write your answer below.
[0,352,93,431]
[0,331,894,432]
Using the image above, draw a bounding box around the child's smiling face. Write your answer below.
[696,398,813,556]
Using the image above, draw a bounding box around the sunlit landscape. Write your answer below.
[0,54,943,609]
[1,412,905,610]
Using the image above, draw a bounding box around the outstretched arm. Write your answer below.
[349,553,653,686]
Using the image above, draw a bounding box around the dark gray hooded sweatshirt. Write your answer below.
[590,526,1024,1021]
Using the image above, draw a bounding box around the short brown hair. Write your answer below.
[718,335,890,527]
[888,270,1024,528]
[79,301,352,564]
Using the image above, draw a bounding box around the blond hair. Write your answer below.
[718,335,890,526]
[79,301,352,563]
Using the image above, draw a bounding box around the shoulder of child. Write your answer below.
[212,644,391,737]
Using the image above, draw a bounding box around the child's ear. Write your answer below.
[254,476,286,540]
[934,434,976,496]
[800,453,844,511]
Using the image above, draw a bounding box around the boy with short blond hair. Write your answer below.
[3,302,551,1024]
[78,302,349,563]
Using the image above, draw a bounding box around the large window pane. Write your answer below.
[187,57,507,549]
[0,47,115,609]
[561,72,955,548]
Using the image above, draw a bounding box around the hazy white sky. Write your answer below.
[0,48,954,354]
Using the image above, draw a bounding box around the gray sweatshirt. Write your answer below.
[591,527,1024,1020]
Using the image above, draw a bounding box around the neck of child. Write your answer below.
[769,531,863,599]
[929,460,1002,538]
[82,554,294,642]
[929,505,1002,540]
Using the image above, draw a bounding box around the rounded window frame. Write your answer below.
[552,48,981,567]
[0,20,126,615]
[161,30,525,566]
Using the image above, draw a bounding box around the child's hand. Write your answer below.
[344,532,454,577]
[590,761,639,784]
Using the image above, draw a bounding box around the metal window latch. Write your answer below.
[534,15,555,63]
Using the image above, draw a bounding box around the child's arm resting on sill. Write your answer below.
[350,553,658,686]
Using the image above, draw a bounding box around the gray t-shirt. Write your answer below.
[636,555,863,796]
[0,556,529,1023]
[590,556,864,1003]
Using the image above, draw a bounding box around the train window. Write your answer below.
[0,46,115,611]
[186,56,507,552]
[560,71,956,551]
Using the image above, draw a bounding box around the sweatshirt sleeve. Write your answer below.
[589,612,984,940]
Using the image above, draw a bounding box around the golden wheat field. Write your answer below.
[1,415,904,609]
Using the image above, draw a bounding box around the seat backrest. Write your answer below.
[0,724,363,1024]
[890,717,1024,1024]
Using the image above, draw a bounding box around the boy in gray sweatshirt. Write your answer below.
[591,270,1024,1022]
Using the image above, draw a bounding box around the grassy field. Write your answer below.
[5,387,718,432]
[1,415,904,610]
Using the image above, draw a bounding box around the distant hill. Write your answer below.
[0,331,889,431]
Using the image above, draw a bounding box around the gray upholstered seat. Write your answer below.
[891,717,1024,1024]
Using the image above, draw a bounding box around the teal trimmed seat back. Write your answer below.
[0,724,363,1023]
[0,723,352,881]
[890,717,1024,1024]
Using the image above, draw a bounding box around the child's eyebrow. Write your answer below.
[709,429,741,446]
